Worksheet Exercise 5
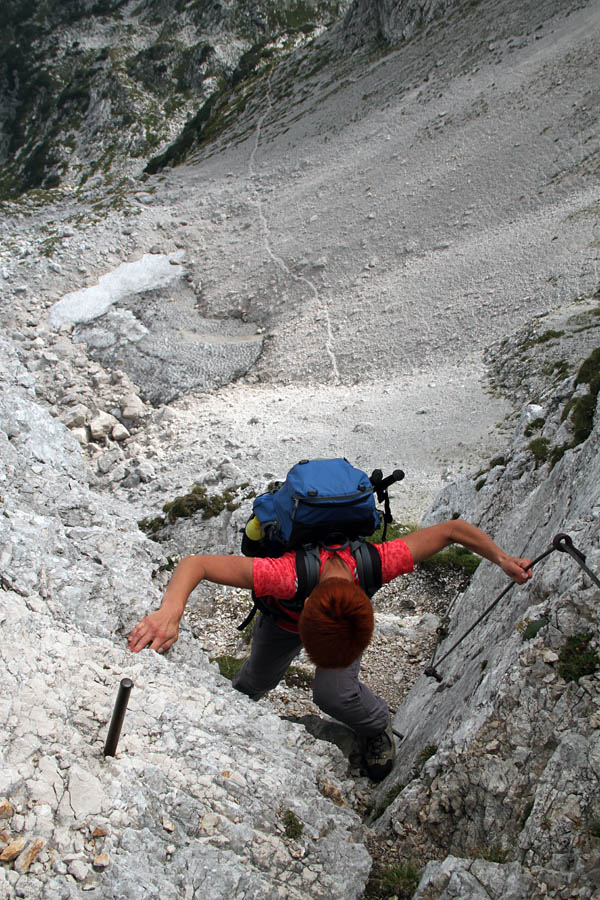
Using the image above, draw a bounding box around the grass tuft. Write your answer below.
[558,633,599,682]
[521,617,549,641]
[416,744,437,769]
[282,809,304,839]
[371,862,420,899]
[211,655,245,680]
[528,437,550,464]
[420,545,481,577]
[471,844,509,863]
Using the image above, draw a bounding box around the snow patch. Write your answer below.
[47,252,185,327]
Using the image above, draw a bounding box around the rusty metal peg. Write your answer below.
[104,678,134,758]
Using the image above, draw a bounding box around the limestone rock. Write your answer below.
[121,394,147,423]
[0,338,371,900]
[89,411,120,441]
[14,838,46,874]
[0,838,25,862]
[112,423,130,442]
[60,403,90,428]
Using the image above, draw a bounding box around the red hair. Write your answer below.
[298,578,374,669]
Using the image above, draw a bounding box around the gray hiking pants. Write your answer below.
[232,613,388,737]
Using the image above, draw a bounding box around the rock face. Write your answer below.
[372,332,600,897]
[337,0,461,48]
[0,0,350,197]
[0,339,370,898]
[2,318,597,900]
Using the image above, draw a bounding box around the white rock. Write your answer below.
[121,394,147,422]
[112,423,130,442]
[71,427,89,445]
[89,411,120,440]
[68,858,89,881]
[97,448,124,474]
[67,765,105,819]
[60,404,90,428]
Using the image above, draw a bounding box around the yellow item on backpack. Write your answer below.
[245,516,264,541]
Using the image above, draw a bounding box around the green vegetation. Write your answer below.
[371,782,405,819]
[213,657,313,688]
[421,545,481,577]
[139,482,254,538]
[542,359,570,380]
[473,454,507,491]
[568,393,598,445]
[558,633,599,682]
[153,556,178,577]
[214,653,312,694]
[1,1,342,197]
[589,820,600,839]
[548,347,600,467]
[524,417,545,437]
[416,744,437,769]
[523,329,565,349]
[282,809,304,839]
[0,20,103,197]
[368,521,416,544]
[212,655,246,681]
[370,521,481,576]
[145,45,274,173]
[550,442,572,469]
[521,799,535,826]
[521,617,549,641]
[528,437,550,465]
[262,1,343,32]
[368,862,420,899]
[471,845,509,863]
[162,484,240,522]
[145,1,345,174]
[572,347,600,439]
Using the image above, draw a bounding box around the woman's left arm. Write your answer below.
[402,519,532,584]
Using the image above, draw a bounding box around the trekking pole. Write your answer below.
[370,469,405,541]
[104,678,134,757]
[370,468,405,500]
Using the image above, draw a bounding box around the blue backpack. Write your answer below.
[252,458,380,547]
[238,458,404,629]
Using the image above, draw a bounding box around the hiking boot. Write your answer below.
[363,716,396,782]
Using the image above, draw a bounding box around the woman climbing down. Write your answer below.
[128,517,531,781]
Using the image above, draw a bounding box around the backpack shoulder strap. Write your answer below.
[294,545,322,602]
[237,594,259,631]
[351,539,382,598]
[296,541,382,600]
[238,546,322,631]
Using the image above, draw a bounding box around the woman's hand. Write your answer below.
[403,520,534,585]
[126,554,253,654]
[499,555,533,585]
[128,606,181,654]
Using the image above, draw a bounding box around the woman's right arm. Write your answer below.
[127,555,254,654]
